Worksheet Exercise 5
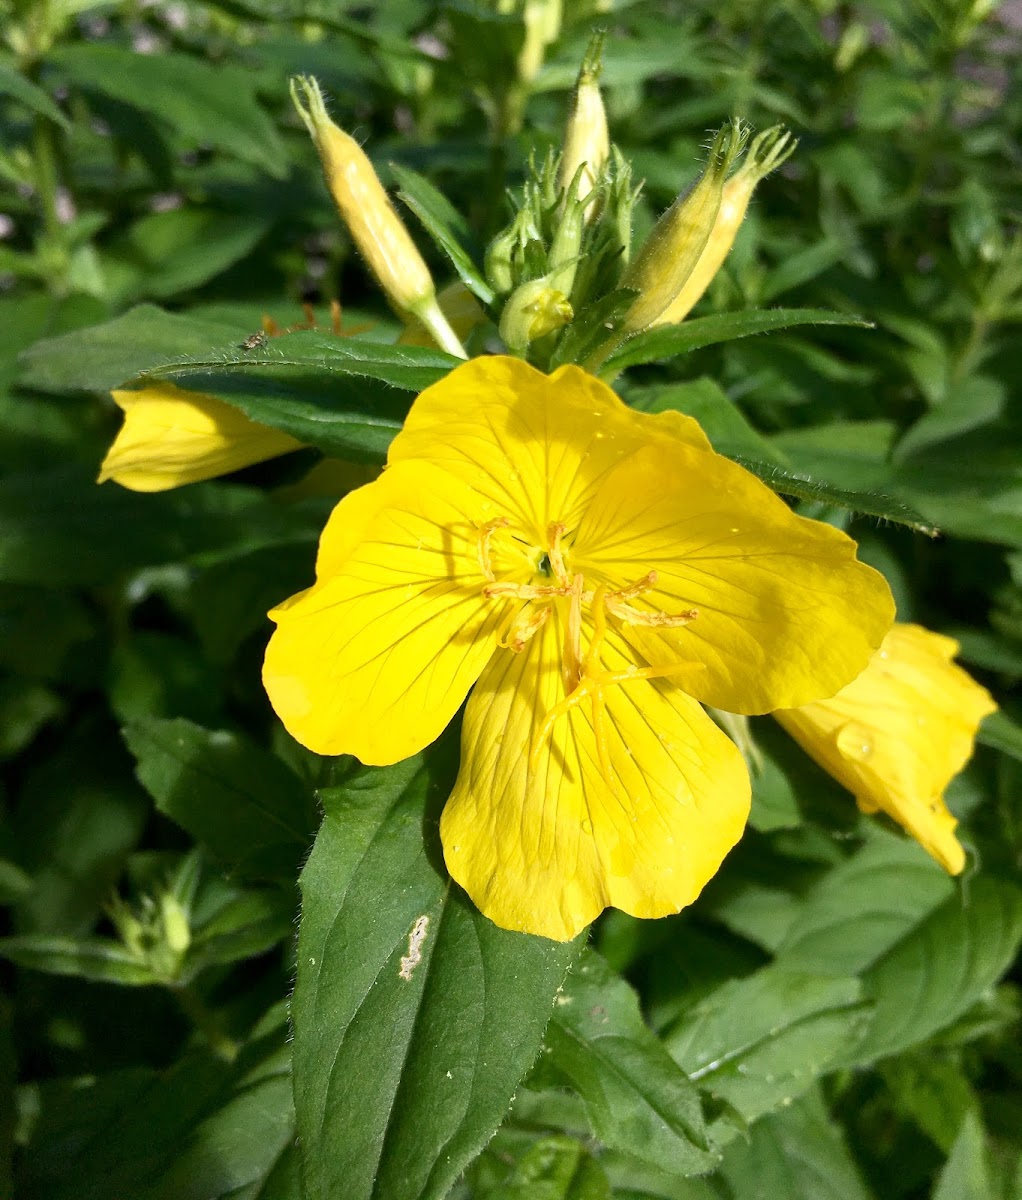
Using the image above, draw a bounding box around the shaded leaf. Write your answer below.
[838,877,1022,1067]
[0,935,156,985]
[123,717,318,881]
[392,163,494,304]
[0,54,70,129]
[544,950,717,1179]
[50,44,286,175]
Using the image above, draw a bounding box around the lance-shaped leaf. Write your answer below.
[602,308,872,372]
[291,743,581,1200]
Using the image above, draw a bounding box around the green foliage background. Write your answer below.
[2,1,1022,1197]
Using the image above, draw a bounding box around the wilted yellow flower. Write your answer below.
[290,76,466,359]
[263,356,893,941]
[774,623,996,874]
[98,381,301,492]
[654,126,796,327]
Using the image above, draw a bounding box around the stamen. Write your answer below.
[499,604,551,652]
[563,573,585,690]
[476,516,510,581]
[547,522,569,583]
[330,297,342,335]
[484,581,570,600]
[605,598,698,627]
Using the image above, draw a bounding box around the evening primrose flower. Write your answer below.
[263,356,894,941]
[98,381,301,492]
[775,623,996,874]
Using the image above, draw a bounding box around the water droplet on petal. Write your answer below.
[581,818,593,834]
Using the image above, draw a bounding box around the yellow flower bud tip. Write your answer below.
[289,75,464,357]
[560,32,610,212]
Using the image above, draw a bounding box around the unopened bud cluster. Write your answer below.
[287,30,794,373]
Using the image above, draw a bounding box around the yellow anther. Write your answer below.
[476,516,510,581]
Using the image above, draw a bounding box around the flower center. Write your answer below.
[475,518,701,786]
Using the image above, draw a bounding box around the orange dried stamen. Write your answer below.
[476,516,510,581]
[499,604,551,652]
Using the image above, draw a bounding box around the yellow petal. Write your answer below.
[441,614,750,941]
[263,459,504,763]
[98,382,302,492]
[774,623,997,874]
[572,440,895,713]
[388,356,712,541]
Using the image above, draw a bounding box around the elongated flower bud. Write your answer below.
[653,126,796,327]
[290,76,466,358]
[559,34,609,216]
[618,123,744,337]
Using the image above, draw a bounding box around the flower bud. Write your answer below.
[559,34,609,217]
[99,382,302,492]
[618,122,744,336]
[653,126,795,327]
[290,76,466,358]
[499,278,573,354]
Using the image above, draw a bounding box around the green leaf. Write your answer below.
[0,934,156,985]
[0,54,71,130]
[837,877,1022,1067]
[144,332,459,461]
[391,163,495,304]
[543,949,718,1179]
[731,454,940,537]
[774,833,955,977]
[603,309,872,372]
[123,717,318,881]
[291,745,580,1200]
[665,965,864,1136]
[628,377,788,466]
[717,1088,874,1200]
[932,1111,993,1200]
[49,44,286,176]
[486,1136,610,1200]
[17,305,246,394]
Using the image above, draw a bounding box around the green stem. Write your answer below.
[174,985,239,1062]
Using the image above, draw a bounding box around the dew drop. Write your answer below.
[581,818,593,834]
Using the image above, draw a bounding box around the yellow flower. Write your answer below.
[774,623,996,874]
[263,356,894,940]
[98,381,301,493]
